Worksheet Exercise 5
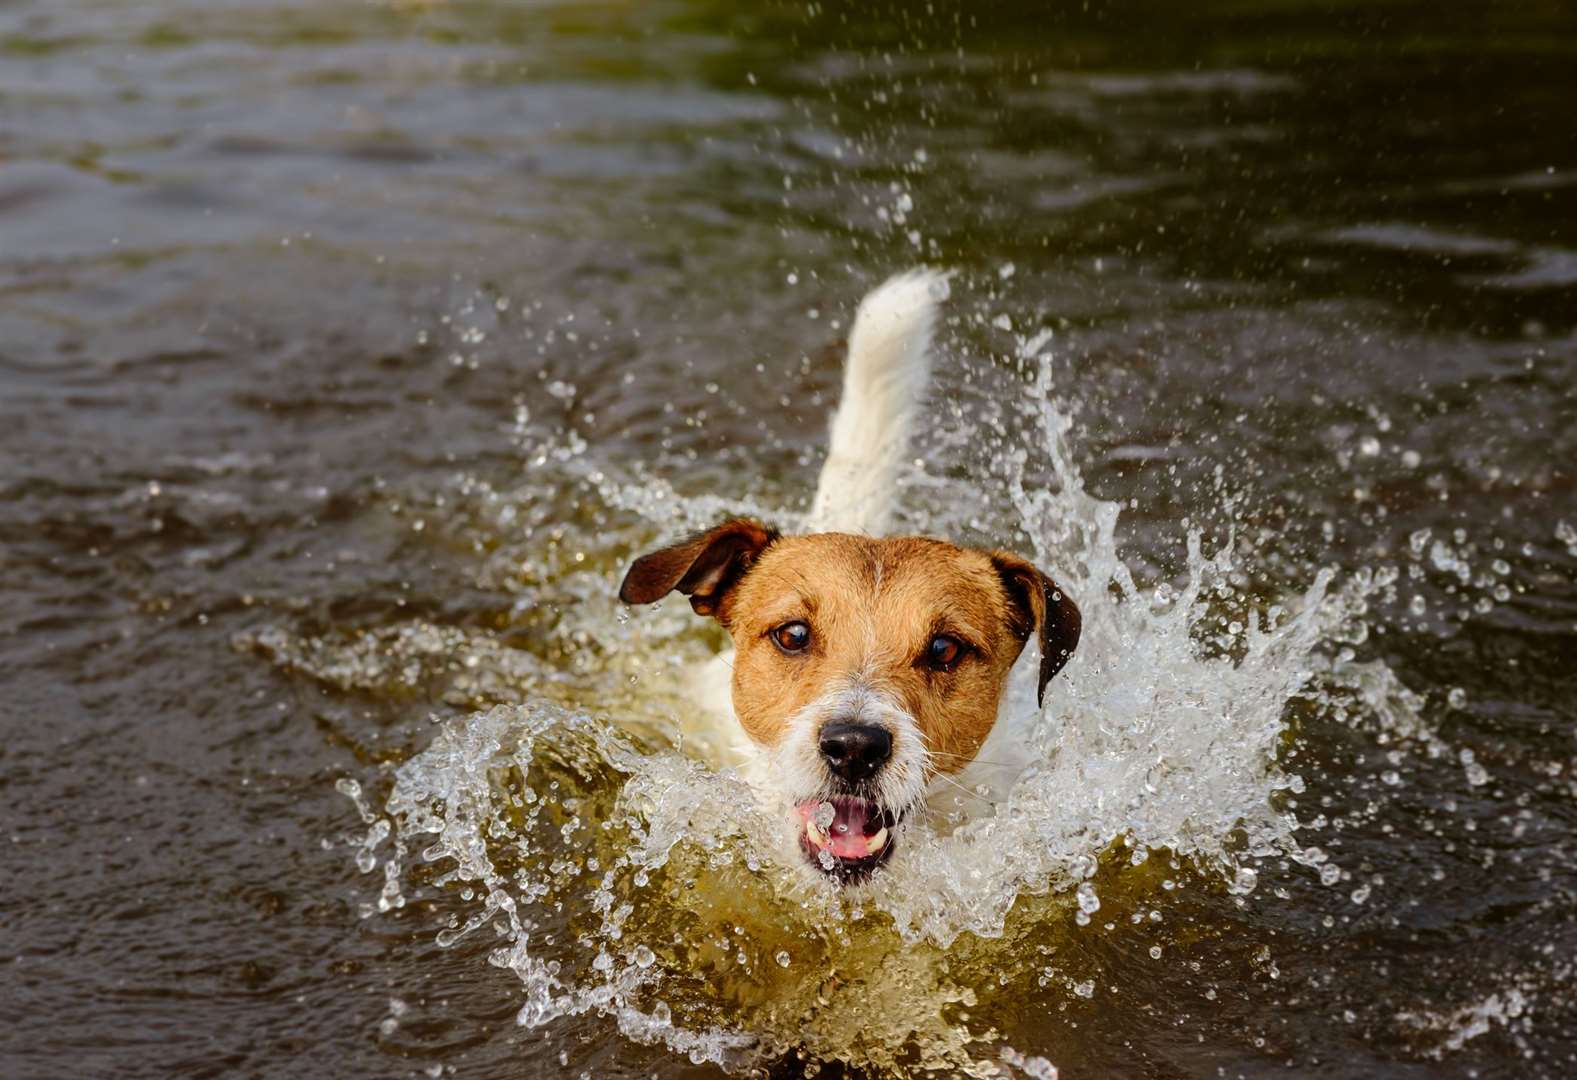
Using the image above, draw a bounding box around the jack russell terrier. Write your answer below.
[619,270,1080,884]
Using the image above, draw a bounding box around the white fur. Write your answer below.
[805,269,949,536]
[766,682,929,815]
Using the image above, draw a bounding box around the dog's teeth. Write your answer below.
[866,826,889,854]
[805,819,826,847]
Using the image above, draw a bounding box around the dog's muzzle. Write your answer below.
[780,697,918,883]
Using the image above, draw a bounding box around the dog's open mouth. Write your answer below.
[794,796,897,882]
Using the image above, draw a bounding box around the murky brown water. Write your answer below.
[4,1,1576,1077]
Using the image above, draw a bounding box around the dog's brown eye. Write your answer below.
[771,621,812,653]
[926,634,964,669]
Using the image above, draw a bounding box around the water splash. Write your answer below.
[316,314,1447,1073]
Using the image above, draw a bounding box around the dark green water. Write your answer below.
[3,2,1575,1077]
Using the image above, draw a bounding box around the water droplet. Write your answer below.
[1463,758,1490,787]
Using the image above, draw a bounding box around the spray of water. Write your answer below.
[296,316,1450,1074]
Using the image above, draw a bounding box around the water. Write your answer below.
[3,2,1575,1077]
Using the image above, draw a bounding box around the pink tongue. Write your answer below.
[796,798,880,860]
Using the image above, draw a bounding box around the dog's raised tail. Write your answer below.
[806,268,948,536]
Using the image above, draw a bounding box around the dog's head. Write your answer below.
[620,519,1079,883]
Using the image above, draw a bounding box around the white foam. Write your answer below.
[344,321,1440,1072]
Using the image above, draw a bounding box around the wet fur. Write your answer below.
[721,534,1032,768]
[620,269,1080,880]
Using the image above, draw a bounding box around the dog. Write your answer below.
[619,270,1080,884]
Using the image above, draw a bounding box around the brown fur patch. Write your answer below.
[991,550,1082,706]
[619,519,776,616]
[718,533,1038,773]
[622,520,1081,782]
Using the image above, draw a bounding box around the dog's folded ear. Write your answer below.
[991,551,1081,706]
[619,518,777,618]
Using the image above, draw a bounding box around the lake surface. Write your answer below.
[3,1,1575,1077]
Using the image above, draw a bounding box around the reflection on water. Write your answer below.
[2,1,1575,1077]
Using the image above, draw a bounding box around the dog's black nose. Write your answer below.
[818,723,892,782]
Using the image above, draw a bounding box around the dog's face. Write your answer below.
[620,519,1079,883]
